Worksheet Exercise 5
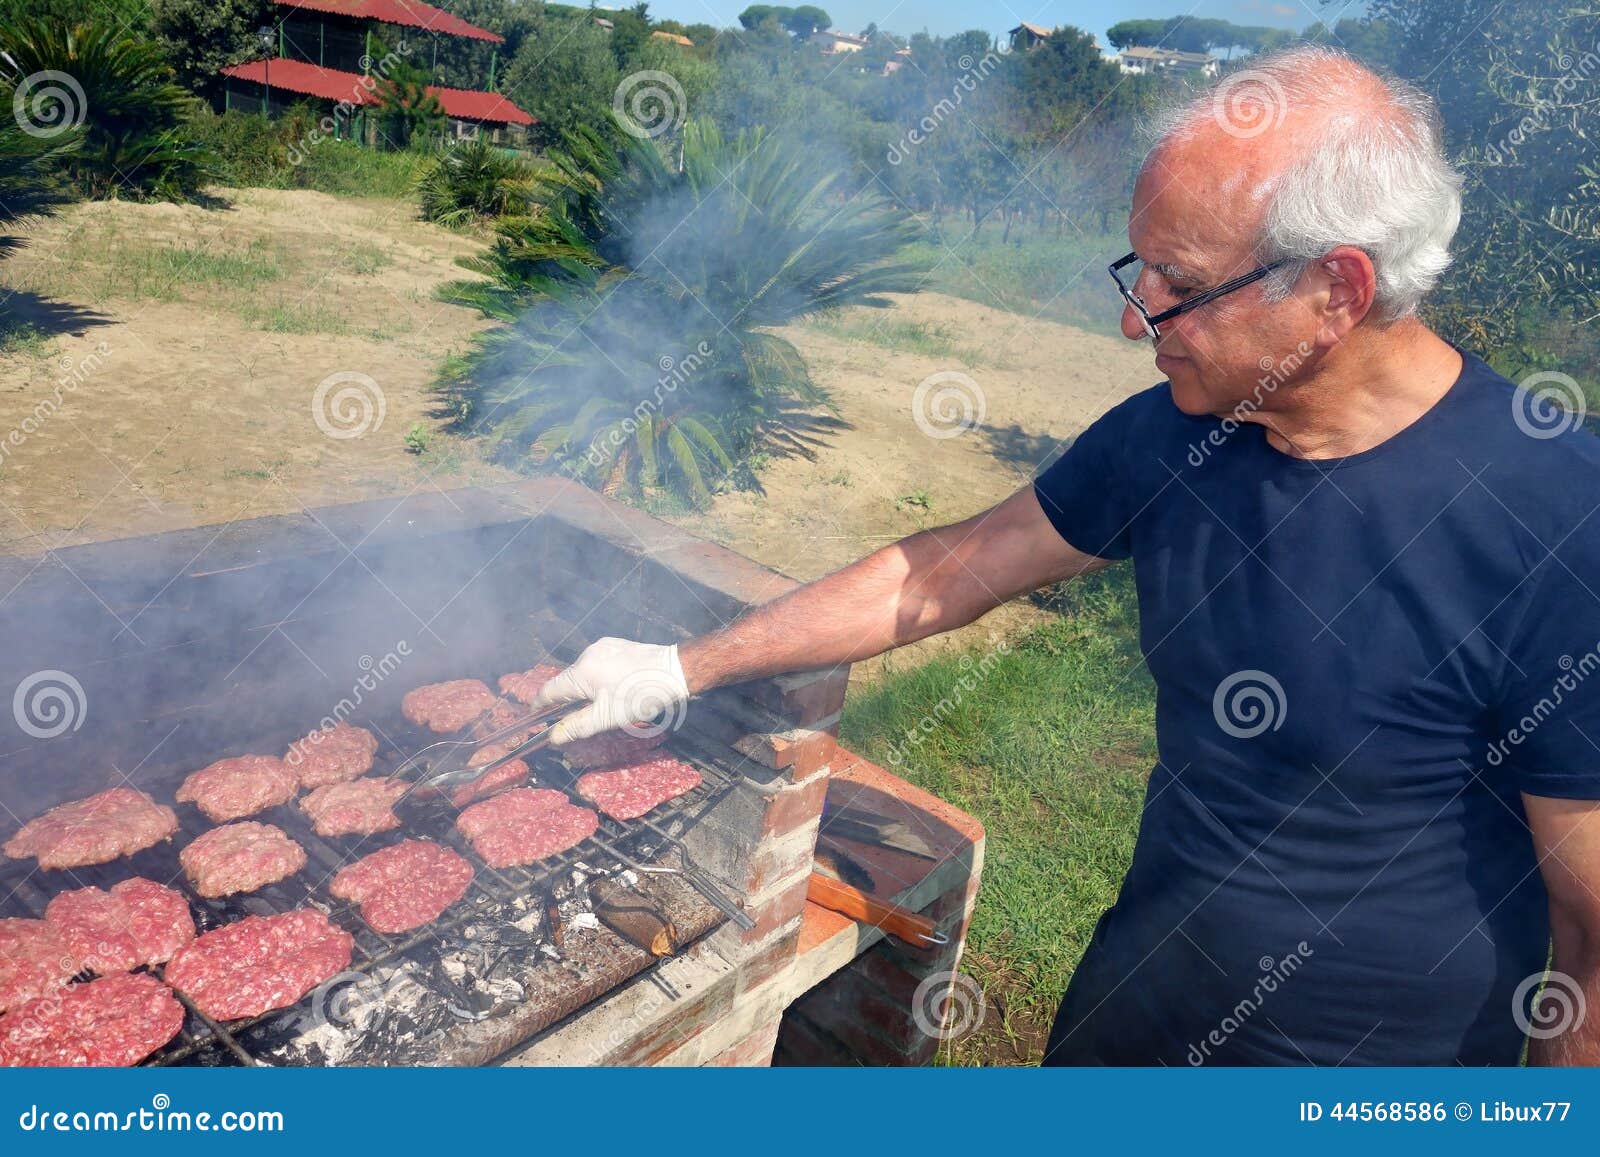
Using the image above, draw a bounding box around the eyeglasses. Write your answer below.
[1109,252,1292,342]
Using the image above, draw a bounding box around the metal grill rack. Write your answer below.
[0,716,749,1067]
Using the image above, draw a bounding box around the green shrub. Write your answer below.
[415,139,540,228]
[0,16,210,200]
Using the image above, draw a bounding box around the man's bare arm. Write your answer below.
[678,484,1110,694]
[1524,792,1600,1064]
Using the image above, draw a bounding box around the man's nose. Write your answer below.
[1120,301,1149,341]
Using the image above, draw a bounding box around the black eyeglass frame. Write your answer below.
[1109,251,1293,341]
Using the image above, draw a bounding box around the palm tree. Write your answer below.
[0,16,208,200]
[435,119,923,507]
[0,120,79,255]
[414,138,539,228]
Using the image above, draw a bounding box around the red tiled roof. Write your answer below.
[270,0,503,43]
[220,58,534,125]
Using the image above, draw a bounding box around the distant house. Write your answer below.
[810,29,867,54]
[882,45,911,75]
[1008,22,1051,51]
[216,0,534,146]
[650,29,694,47]
[1117,45,1219,78]
[594,16,614,29]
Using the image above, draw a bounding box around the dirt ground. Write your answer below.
[0,191,1155,667]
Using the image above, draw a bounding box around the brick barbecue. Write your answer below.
[0,479,983,1066]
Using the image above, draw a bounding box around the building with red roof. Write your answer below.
[219,0,533,145]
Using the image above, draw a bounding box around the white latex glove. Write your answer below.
[527,638,689,746]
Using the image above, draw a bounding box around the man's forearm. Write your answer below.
[679,524,993,694]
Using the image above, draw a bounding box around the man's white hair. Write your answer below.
[1141,44,1462,324]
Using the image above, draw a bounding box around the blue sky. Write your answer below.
[642,0,1333,46]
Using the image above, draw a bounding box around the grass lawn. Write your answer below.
[839,566,1156,1064]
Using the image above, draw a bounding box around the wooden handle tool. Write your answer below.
[806,871,948,949]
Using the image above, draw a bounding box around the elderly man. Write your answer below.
[532,46,1600,1066]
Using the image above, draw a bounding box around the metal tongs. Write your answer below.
[393,700,583,793]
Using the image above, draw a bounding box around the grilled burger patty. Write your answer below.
[163,908,352,1022]
[575,755,702,821]
[560,730,666,771]
[0,919,78,1014]
[330,840,474,934]
[44,878,194,973]
[179,822,307,898]
[449,758,529,808]
[497,663,563,704]
[284,721,379,788]
[0,972,185,1067]
[401,679,498,733]
[298,776,408,838]
[176,754,299,822]
[2,787,178,870]
[455,787,598,868]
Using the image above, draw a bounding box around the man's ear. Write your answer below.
[1314,245,1378,344]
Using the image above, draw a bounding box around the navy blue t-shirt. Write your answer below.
[1033,349,1600,1066]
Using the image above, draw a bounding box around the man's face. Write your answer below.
[1122,144,1315,419]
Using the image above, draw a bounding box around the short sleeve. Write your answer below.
[1033,394,1146,561]
[1494,536,1600,798]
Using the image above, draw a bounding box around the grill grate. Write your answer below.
[0,715,746,1066]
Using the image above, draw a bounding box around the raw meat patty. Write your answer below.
[179,822,307,898]
[575,755,702,821]
[176,754,298,822]
[0,919,78,1013]
[498,663,564,704]
[0,973,184,1067]
[451,758,528,809]
[3,787,178,870]
[162,909,352,1022]
[44,878,194,973]
[401,679,498,733]
[329,841,474,934]
[284,721,378,788]
[298,777,408,837]
[561,729,666,771]
[455,787,598,868]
